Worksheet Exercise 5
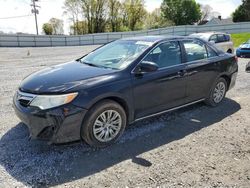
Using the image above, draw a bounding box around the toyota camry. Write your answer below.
[13,36,238,147]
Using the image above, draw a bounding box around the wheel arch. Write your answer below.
[85,94,133,123]
[220,74,231,91]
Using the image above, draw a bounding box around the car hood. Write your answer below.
[20,61,117,94]
[239,43,250,49]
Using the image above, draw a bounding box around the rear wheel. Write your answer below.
[81,100,126,148]
[205,78,227,107]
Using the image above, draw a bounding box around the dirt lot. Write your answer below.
[0,46,249,188]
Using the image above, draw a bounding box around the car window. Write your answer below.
[209,35,218,43]
[207,46,217,58]
[224,34,230,42]
[217,34,226,43]
[183,40,208,62]
[144,41,181,68]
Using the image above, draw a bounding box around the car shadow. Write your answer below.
[0,98,241,187]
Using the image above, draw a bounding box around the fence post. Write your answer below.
[34,36,36,47]
[17,35,20,47]
[50,36,52,47]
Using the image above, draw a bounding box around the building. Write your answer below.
[206,16,234,25]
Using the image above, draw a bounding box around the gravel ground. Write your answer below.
[0,46,249,188]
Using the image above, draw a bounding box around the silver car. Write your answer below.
[190,32,234,54]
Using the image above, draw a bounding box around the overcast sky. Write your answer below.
[0,0,242,35]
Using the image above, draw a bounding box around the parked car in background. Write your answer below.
[236,39,250,57]
[190,32,234,54]
[13,36,238,147]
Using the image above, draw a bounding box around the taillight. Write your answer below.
[234,56,238,63]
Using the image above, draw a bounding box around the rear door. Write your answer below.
[181,39,220,102]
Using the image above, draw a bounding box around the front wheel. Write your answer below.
[81,100,127,148]
[205,78,227,107]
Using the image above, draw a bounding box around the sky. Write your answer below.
[0,0,242,35]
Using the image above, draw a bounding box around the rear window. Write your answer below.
[183,40,207,62]
[224,34,230,42]
[217,34,226,43]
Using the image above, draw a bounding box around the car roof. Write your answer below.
[120,35,193,44]
[190,32,230,40]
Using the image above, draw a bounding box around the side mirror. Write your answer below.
[137,61,159,73]
[246,62,250,73]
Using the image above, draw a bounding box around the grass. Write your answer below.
[231,33,250,47]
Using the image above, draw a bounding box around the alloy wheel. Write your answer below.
[213,81,226,103]
[93,110,122,142]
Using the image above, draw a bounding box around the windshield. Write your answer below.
[79,40,153,70]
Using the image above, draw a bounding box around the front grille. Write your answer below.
[241,48,250,50]
[16,91,36,107]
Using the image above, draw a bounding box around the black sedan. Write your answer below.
[13,36,238,147]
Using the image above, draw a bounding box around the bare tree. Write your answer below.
[49,18,64,35]
[199,4,213,24]
[63,0,82,34]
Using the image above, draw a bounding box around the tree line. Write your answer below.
[42,0,250,35]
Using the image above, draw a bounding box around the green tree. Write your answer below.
[233,0,250,22]
[42,23,53,35]
[145,8,173,29]
[122,0,147,31]
[108,0,121,32]
[81,0,107,33]
[70,20,88,34]
[161,0,202,25]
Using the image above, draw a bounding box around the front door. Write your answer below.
[132,41,187,119]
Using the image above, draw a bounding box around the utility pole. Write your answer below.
[31,0,40,35]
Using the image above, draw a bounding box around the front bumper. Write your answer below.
[13,95,87,144]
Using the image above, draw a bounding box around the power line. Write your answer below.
[0,15,32,20]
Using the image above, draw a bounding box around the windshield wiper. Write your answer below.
[79,59,119,70]
[84,62,100,67]
[80,60,100,68]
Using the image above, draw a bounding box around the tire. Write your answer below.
[205,77,227,107]
[81,100,127,148]
[227,49,232,54]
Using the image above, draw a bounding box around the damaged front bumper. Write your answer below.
[13,95,87,144]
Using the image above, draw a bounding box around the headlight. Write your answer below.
[30,92,78,110]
